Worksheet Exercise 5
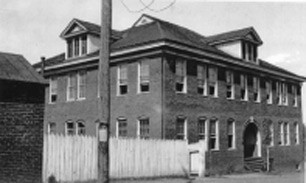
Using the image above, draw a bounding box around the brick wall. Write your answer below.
[0,102,44,183]
[162,54,304,174]
[0,81,45,183]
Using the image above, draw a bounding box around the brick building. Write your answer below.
[33,14,305,174]
[0,52,46,183]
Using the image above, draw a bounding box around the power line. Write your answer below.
[120,0,155,13]
[139,0,176,12]
[120,0,176,13]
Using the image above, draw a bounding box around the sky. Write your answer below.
[1,0,306,121]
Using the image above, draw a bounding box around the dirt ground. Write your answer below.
[111,171,304,183]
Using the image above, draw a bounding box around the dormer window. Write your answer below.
[66,35,87,59]
[242,41,257,62]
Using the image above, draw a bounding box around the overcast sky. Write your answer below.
[1,0,306,120]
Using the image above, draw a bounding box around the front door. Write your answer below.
[243,123,259,158]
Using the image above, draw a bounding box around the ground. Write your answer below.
[111,171,304,183]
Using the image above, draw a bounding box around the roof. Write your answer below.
[33,14,304,82]
[0,52,46,84]
[60,18,121,39]
[206,27,263,45]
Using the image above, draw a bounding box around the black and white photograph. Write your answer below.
[0,0,305,183]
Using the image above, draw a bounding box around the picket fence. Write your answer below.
[109,137,189,178]
[43,134,189,182]
[43,134,98,182]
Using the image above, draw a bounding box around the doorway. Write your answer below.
[243,123,261,158]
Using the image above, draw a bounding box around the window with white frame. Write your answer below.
[292,85,298,107]
[240,74,248,101]
[198,117,207,140]
[77,121,86,135]
[226,70,234,99]
[67,73,77,101]
[138,61,150,93]
[268,122,274,146]
[227,119,235,149]
[67,36,88,59]
[49,77,58,103]
[294,122,299,145]
[81,35,87,55]
[117,118,127,137]
[48,122,56,134]
[242,42,257,62]
[176,117,186,140]
[175,59,187,93]
[210,118,219,150]
[118,64,128,95]
[253,77,260,102]
[208,66,218,97]
[266,80,272,104]
[284,122,290,145]
[197,64,207,95]
[77,71,86,99]
[282,83,288,105]
[138,118,150,139]
[279,122,284,145]
[65,121,75,135]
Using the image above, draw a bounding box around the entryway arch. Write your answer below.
[243,122,262,158]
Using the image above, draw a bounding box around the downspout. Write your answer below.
[161,52,164,139]
[40,56,45,77]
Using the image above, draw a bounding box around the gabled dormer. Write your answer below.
[60,18,121,59]
[206,27,263,64]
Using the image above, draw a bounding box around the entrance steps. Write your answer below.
[244,157,265,172]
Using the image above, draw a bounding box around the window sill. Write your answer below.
[240,99,248,102]
[137,91,150,95]
[176,91,187,94]
[226,97,235,100]
[76,98,86,101]
[228,148,236,151]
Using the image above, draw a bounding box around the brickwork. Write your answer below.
[162,54,304,174]
[0,88,45,183]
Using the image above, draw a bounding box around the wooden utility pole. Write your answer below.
[98,0,111,182]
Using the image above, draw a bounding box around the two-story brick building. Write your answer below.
[33,14,305,174]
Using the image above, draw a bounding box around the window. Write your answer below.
[67,73,77,101]
[292,85,298,107]
[138,118,150,139]
[268,122,274,146]
[74,37,80,56]
[294,122,299,145]
[118,64,128,95]
[279,122,284,145]
[65,121,75,135]
[210,119,219,150]
[175,59,187,93]
[253,77,260,102]
[227,119,235,149]
[197,64,207,95]
[284,122,290,145]
[48,122,56,134]
[138,61,150,93]
[81,35,87,55]
[67,39,73,58]
[208,66,218,97]
[276,82,288,105]
[242,42,257,62]
[226,70,234,99]
[176,117,186,140]
[266,80,272,104]
[77,121,86,135]
[49,77,58,103]
[117,118,127,137]
[198,117,207,140]
[77,71,86,99]
[240,74,248,101]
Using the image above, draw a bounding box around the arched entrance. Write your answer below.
[243,123,261,158]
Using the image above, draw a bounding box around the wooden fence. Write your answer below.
[109,137,189,179]
[43,134,98,182]
[43,135,189,182]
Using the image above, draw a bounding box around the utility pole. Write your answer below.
[97,0,111,182]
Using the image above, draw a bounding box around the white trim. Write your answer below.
[295,122,300,145]
[77,71,86,100]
